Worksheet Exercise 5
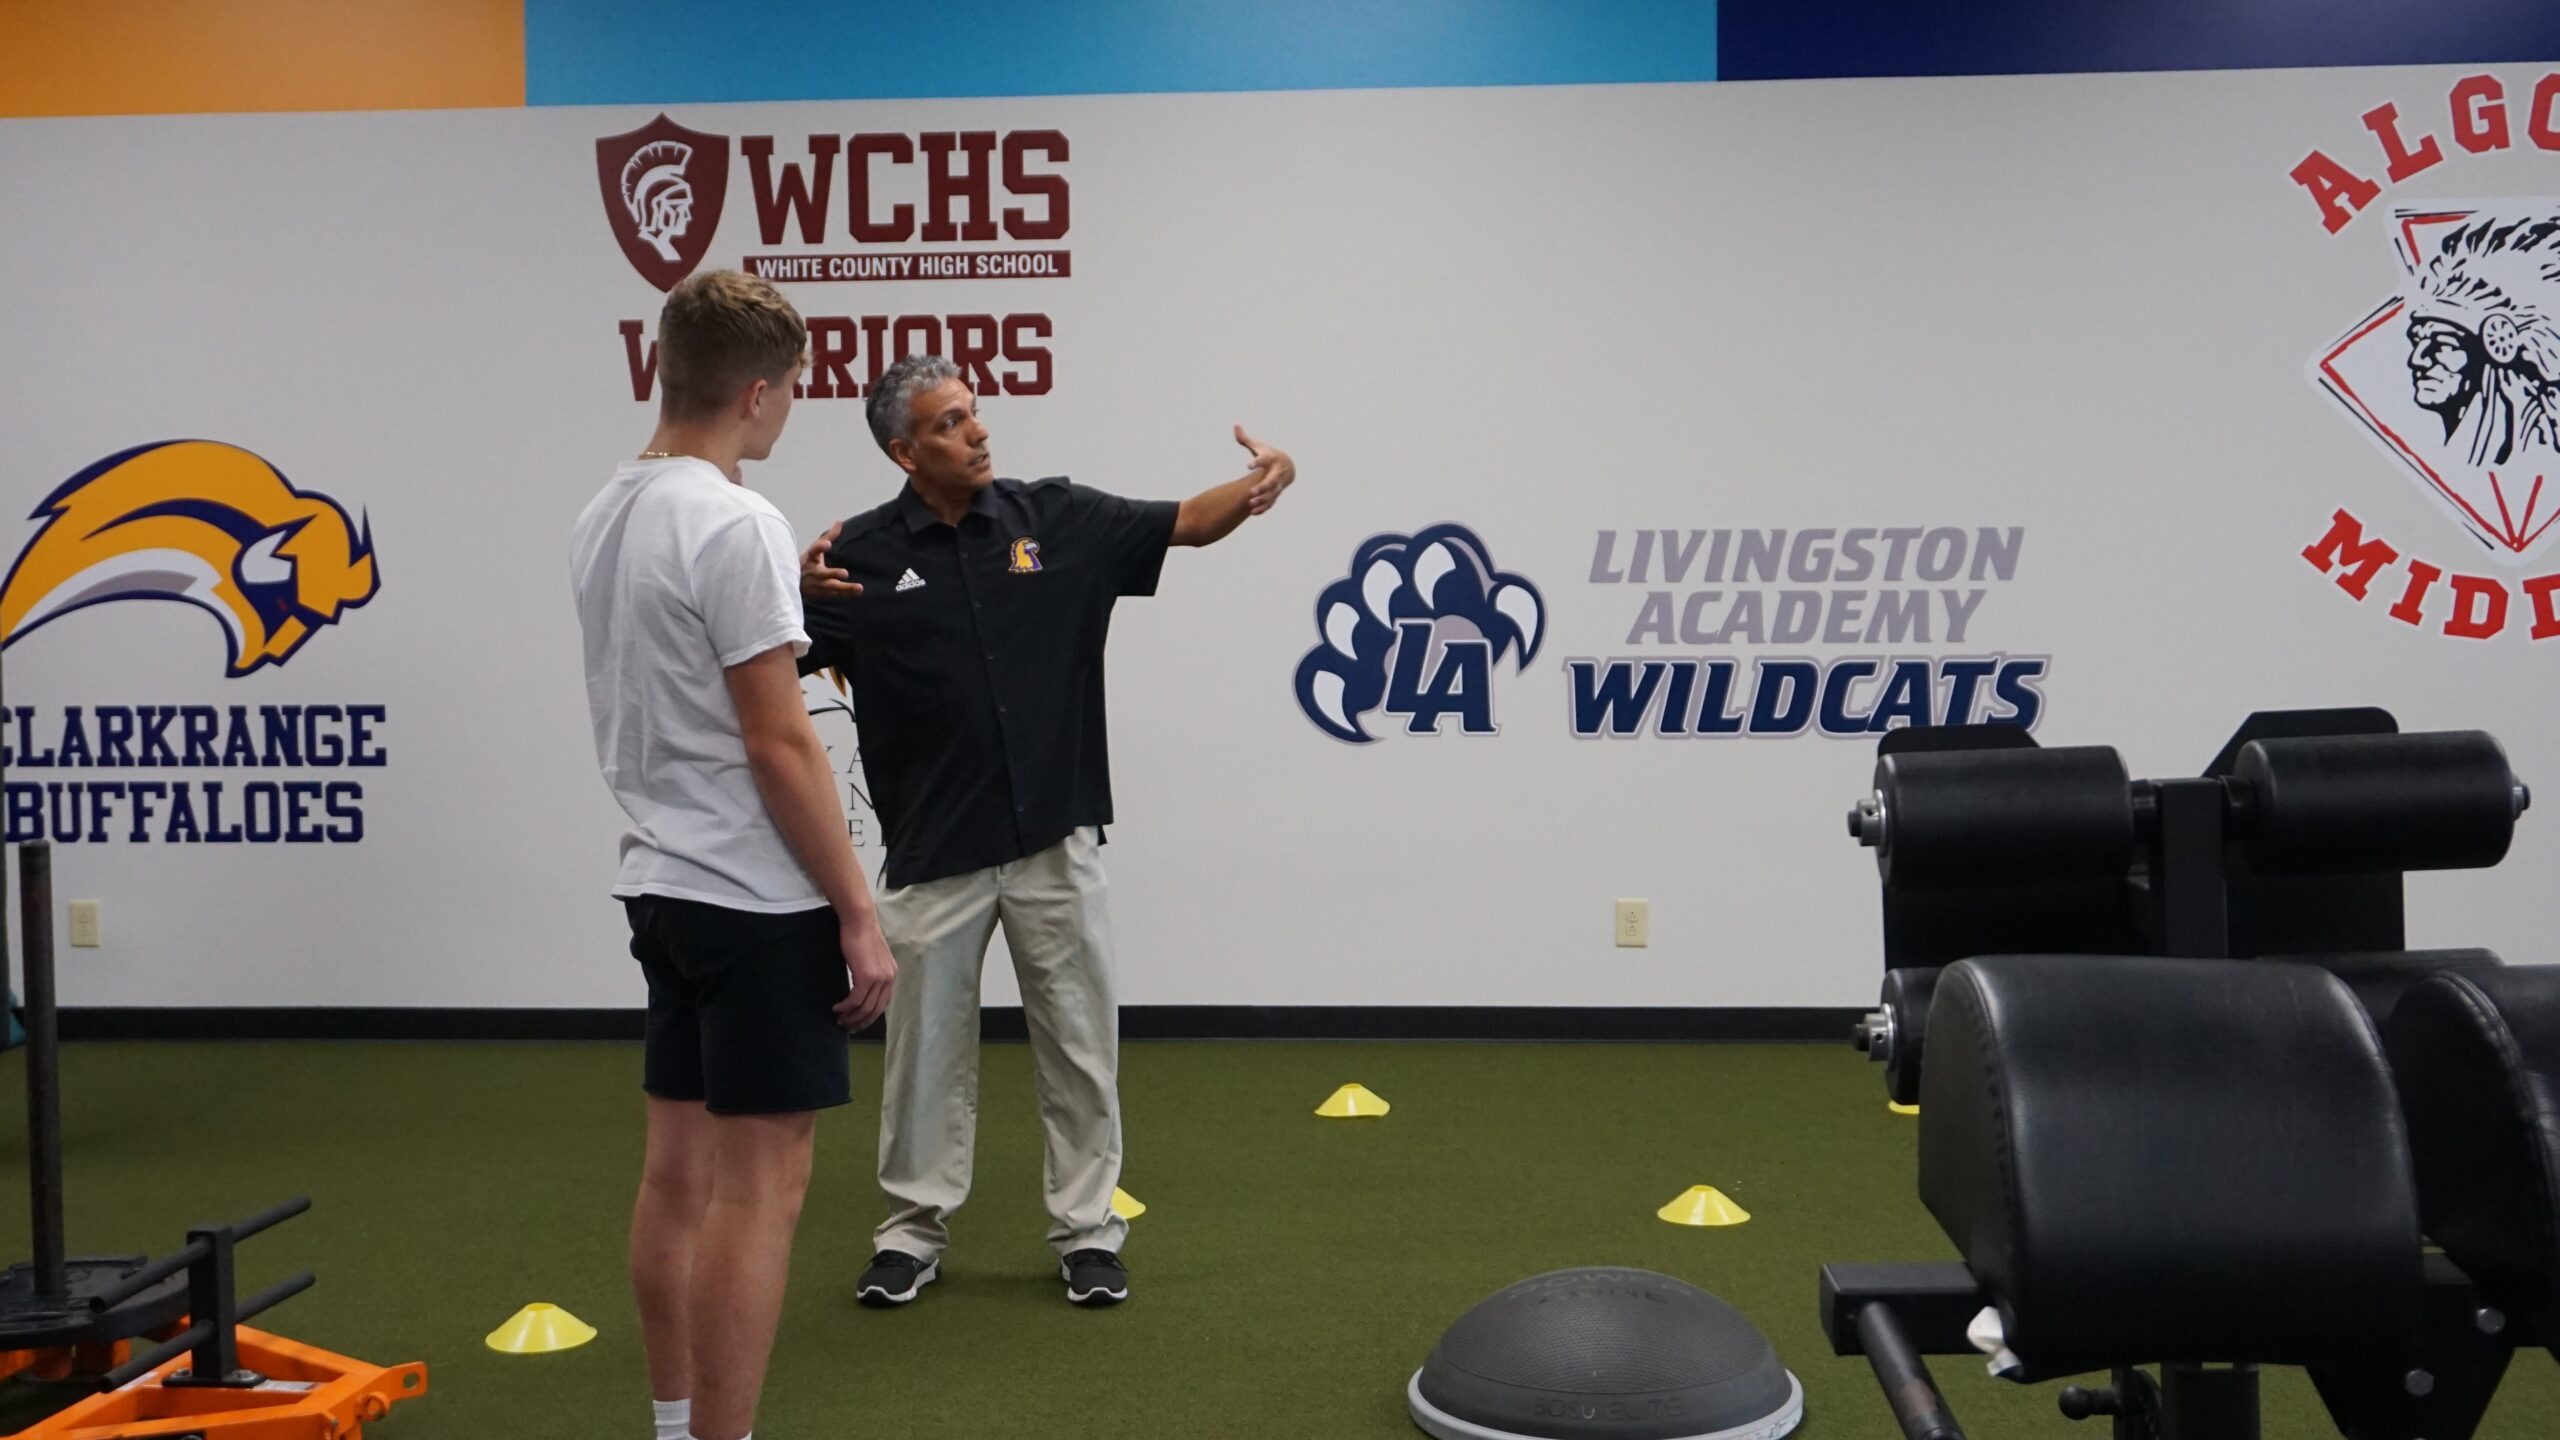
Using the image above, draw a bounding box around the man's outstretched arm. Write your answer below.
[1171,425,1297,547]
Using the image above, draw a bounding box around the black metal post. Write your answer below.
[2,645,11,1024]
[20,840,63,1301]
[2160,1363,2259,1440]
[2150,780,2232,958]
[181,1224,241,1384]
[2,642,13,1063]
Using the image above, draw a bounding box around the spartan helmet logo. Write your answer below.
[595,114,731,291]
[622,140,696,263]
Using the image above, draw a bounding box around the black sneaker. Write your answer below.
[856,1250,938,1307]
[1061,1249,1128,1306]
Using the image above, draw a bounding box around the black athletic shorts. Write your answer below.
[623,895,852,1116]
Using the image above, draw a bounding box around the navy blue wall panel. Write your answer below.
[1719,0,2560,83]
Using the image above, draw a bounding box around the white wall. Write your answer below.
[2,63,2553,1007]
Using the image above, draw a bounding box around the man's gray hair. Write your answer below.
[865,353,964,455]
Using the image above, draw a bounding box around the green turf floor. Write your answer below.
[0,1039,2550,1438]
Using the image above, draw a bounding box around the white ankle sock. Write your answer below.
[652,1397,689,1440]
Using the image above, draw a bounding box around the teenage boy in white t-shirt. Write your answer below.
[571,269,896,1440]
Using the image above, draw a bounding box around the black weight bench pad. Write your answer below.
[1919,955,2423,1379]
[2296,948,2503,1032]
[2386,965,2560,1328]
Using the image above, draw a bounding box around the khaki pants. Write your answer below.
[872,828,1127,1262]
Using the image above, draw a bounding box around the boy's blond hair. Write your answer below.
[656,270,806,420]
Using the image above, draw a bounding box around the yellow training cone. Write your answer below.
[1657,1186,1751,1227]
[1111,1186,1147,1220]
[1315,1083,1390,1118]
[485,1303,597,1355]
[1888,1102,1921,1116]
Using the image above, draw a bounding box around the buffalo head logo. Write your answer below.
[0,441,379,676]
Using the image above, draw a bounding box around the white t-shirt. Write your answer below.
[570,456,824,912]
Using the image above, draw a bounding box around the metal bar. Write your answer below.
[85,1241,207,1313]
[1854,1302,1967,1440]
[228,1195,311,1243]
[85,1197,308,1312]
[20,841,62,1300]
[101,1326,202,1390]
[234,1271,313,1325]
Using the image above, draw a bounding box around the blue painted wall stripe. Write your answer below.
[1718,0,2560,83]
[525,0,1718,106]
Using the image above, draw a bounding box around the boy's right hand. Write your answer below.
[836,914,897,1031]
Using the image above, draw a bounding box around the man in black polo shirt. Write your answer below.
[798,354,1294,1308]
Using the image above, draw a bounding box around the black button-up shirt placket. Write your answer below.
[956,515,1030,851]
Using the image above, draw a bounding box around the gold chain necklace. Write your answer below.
[637,449,681,459]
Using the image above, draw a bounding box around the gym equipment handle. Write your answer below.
[86,1196,310,1313]
[224,1195,313,1244]
[1855,1302,1967,1440]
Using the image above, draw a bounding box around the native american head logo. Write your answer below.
[2315,203,2560,563]
[0,441,379,675]
[596,114,731,291]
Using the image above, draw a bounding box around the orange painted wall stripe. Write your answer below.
[0,0,524,118]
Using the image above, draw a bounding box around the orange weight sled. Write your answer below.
[11,1326,425,1439]
[0,845,428,1438]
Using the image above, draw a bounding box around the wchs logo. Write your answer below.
[1294,525,1543,743]
[2315,203,2560,563]
[0,441,379,676]
[596,114,731,292]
